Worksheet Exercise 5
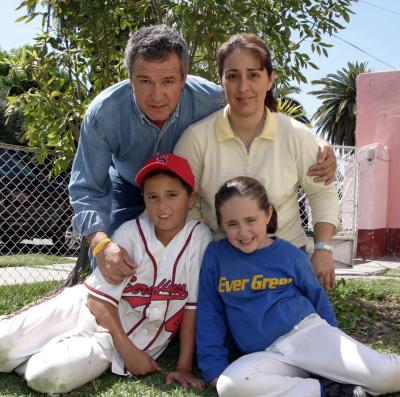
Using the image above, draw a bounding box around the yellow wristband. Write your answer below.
[93,238,112,257]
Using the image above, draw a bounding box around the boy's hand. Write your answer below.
[125,347,161,376]
[97,242,136,284]
[166,368,205,390]
[308,139,337,185]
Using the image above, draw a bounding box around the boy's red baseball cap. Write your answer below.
[135,153,195,191]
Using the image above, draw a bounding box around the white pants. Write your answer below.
[217,314,400,397]
[0,286,113,394]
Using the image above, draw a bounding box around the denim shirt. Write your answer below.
[69,75,225,236]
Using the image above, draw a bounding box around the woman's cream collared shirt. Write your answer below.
[174,105,339,247]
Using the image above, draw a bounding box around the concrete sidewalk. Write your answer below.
[336,257,400,280]
[0,257,399,286]
[0,263,75,286]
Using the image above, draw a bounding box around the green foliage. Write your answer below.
[310,61,372,146]
[8,0,355,173]
[277,96,310,125]
[329,279,372,332]
[0,48,30,144]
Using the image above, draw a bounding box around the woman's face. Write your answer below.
[221,48,274,119]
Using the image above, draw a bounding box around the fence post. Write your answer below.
[62,240,90,287]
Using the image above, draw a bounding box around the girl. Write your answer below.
[196,176,400,397]
[174,33,338,291]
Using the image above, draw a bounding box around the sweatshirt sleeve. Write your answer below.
[196,244,230,383]
[295,251,338,327]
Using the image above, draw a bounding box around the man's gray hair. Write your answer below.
[125,25,189,79]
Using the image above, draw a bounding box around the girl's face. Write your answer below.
[219,195,273,253]
[221,48,275,120]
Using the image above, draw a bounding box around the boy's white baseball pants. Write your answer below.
[0,285,113,394]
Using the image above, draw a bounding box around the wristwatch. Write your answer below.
[314,242,333,253]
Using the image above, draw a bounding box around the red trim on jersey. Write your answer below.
[143,221,200,351]
[185,302,197,307]
[136,218,157,285]
[165,308,184,339]
[84,282,119,306]
[126,304,149,336]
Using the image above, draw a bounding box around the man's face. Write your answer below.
[131,53,187,127]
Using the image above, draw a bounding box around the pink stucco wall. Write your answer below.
[356,71,400,230]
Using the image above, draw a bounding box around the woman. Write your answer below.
[174,33,339,290]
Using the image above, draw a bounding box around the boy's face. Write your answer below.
[143,173,197,245]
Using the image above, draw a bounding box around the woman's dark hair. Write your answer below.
[215,176,278,234]
[217,33,277,112]
[141,170,193,195]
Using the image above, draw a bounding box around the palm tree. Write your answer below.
[275,84,311,126]
[310,62,372,146]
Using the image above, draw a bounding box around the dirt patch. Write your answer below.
[350,297,400,352]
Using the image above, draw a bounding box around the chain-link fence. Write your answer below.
[0,144,358,286]
[0,144,81,286]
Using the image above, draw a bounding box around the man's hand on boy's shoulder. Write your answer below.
[166,368,205,390]
[97,242,137,284]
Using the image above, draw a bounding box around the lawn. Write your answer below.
[0,269,399,397]
[0,254,75,268]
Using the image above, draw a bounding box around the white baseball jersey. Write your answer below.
[84,216,211,375]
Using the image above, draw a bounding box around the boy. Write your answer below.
[0,154,211,394]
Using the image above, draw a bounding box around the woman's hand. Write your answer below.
[308,139,337,185]
[311,250,336,290]
[166,368,205,390]
[210,377,219,388]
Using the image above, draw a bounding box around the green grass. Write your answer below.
[0,254,75,268]
[0,281,60,314]
[330,277,399,346]
[0,276,399,397]
[384,268,400,278]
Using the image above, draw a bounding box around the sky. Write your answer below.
[1,0,400,122]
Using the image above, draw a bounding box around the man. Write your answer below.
[69,25,335,285]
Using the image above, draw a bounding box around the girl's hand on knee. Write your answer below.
[166,368,205,390]
[210,377,219,388]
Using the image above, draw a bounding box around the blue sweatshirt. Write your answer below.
[196,237,337,383]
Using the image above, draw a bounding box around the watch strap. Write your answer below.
[314,242,333,253]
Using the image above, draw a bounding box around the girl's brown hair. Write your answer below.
[215,176,278,234]
[217,33,278,112]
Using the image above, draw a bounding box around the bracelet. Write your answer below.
[93,238,112,257]
[314,242,333,253]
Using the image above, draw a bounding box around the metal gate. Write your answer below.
[299,145,359,268]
